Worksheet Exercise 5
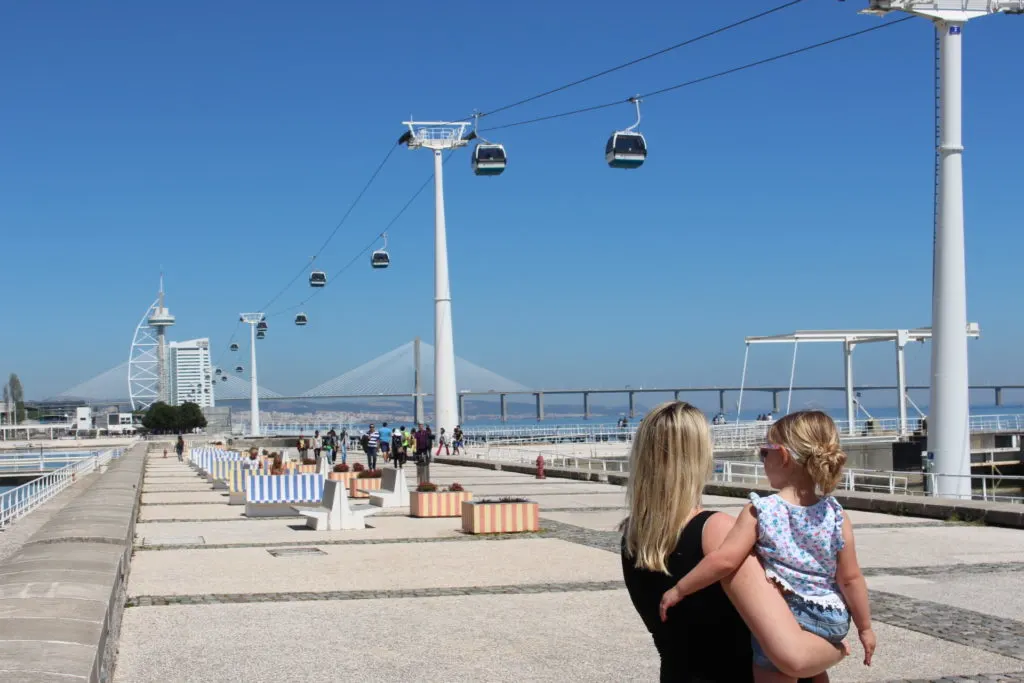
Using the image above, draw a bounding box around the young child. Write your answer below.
[659,410,875,682]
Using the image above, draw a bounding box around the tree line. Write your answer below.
[140,401,208,433]
[2,373,25,424]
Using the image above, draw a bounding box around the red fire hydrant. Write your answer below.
[536,455,546,479]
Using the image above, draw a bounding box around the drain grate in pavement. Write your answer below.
[267,547,326,558]
[141,536,206,547]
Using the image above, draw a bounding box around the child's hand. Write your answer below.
[858,627,876,666]
[659,586,683,622]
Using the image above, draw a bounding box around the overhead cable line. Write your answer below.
[474,0,808,120]
[257,142,398,313]
[481,16,915,133]
[265,151,456,320]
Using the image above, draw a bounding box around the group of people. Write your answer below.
[356,422,466,470]
[296,429,348,466]
[622,404,875,682]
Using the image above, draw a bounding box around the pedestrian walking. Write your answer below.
[435,427,451,457]
[174,435,185,462]
[379,422,393,463]
[391,427,405,469]
[339,427,348,465]
[365,424,380,470]
[297,434,308,461]
[313,430,322,462]
[414,423,430,464]
[453,425,464,456]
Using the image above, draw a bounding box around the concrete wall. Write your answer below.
[0,443,146,682]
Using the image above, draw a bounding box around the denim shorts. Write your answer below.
[752,594,850,672]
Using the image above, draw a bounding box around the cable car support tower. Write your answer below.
[239,312,266,437]
[860,0,1021,498]
[399,121,471,435]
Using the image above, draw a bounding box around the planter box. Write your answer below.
[328,471,358,485]
[349,477,382,499]
[410,491,473,518]
[461,500,539,534]
[298,464,317,473]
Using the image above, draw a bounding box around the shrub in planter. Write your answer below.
[357,468,382,479]
[448,482,465,492]
[301,458,316,466]
[352,462,366,472]
[416,482,438,493]
[333,463,350,473]
[410,483,472,517]
[462,498,539,534]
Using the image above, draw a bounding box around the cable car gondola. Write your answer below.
[235,366,244,373]
[371,232,390,269]
[256,320,268,331]
[606,97,647,169]
[256,330,266,340]
[230,343,239,352]
[295,313,308,326]
[309,270,327,288]
[215,368,222,375]
[221,375,228,382]
[472,143,507,176]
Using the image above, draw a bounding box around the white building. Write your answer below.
[168,338,215,408]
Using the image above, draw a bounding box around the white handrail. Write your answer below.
[0,448,119,529]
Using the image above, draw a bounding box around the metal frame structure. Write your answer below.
[128,298,160,411]
[239,312,265,436]
[858,0,1021,498]
[743,324,981,439]
[400,120,470,436]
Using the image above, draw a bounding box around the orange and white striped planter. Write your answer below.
[297,464,317,474]
[410,491,473,518]
[461,500,539,534]
[349,477,382,499]
[327,471,358,485]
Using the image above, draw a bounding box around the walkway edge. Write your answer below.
[0,443,147,683]
[434,456,1024,529]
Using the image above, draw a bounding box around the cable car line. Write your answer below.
[257,142,398,313]
[471,0,807,121]
[481,16,914,134]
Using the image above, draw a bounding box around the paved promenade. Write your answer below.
[113,452,1024,682]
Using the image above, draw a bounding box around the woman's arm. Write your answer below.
[660,505,758,620]
[704,512,846,678]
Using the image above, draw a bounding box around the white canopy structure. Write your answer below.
[741,324,981,436]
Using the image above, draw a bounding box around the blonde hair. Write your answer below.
[623,401,713,574]
[768,410,847,493]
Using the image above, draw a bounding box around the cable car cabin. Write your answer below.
[256,321,268,331]
[215,368,222,375]
[371,250,390,269]
[256,330,266,340]
[605,132,647,169]
[221,375,228,382]
[309,271,327,287]
[295,313,308,326]
[472,144,507,176]
[230,343,239,352]
[235,366,244,373]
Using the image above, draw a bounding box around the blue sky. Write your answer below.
[1,1,1022,402]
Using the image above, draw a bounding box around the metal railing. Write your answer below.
[0,450,103,474]
[0,448,119,529]
[712,461,911,496]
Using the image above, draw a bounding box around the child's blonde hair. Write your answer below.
[767,410,847,493]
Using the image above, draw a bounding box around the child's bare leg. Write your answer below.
[810,672,829,683]
[753,664,796,683]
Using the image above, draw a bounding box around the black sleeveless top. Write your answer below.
[621,511,754,683]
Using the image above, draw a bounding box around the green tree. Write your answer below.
[141,402,177,432]
[7,374,24,423]
[177,402,207,432]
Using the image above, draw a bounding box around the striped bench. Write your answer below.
[245,473,324,518]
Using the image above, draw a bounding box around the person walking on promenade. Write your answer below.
[313,430,323,463]
[392,427,406,469]
[379,422,393,463]
[426,425,436,455]
[365,424,380,470]
[339,427,348,465]
[658,410,874,681]
[621,401,848,682]
[414,424,429,464]
[297,433,308,462]
[175,435,185,462]
[436,427,451,457]
[452,425,464,455]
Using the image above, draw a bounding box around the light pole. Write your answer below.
[239,312,265,437]
[862,0,1020,498]
[399,121,470,435]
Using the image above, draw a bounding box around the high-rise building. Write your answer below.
[168,338,215,407]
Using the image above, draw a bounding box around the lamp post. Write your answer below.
[239,313,265,437]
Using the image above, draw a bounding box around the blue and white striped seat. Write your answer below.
[246,473,324,504]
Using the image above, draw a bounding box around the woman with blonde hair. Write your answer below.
[621,401,846,681]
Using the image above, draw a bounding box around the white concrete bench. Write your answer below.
[292,480,380,530]
[365,468,410,508]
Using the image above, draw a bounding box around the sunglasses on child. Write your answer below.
[758,443,786,461]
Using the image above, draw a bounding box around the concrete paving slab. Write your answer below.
[0,596,106,621]
[854,525,1024,567]
[128,538,618,597]
[135,516,466,547]
[0,616,103,647]
[115,590,659,683]
[138,504,247,522]
[140,492,228,505]
[141,483,216,493]
[0,640,98,680]
[868,569,1024,622]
